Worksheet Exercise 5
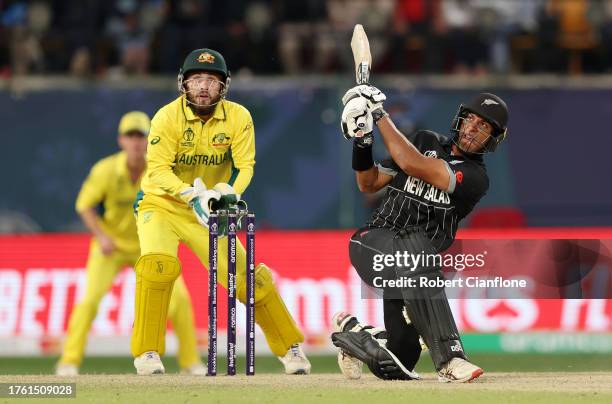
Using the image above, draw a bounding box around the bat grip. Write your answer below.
[356,63,370,84]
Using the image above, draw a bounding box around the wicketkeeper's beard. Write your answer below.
[185,91,222,117]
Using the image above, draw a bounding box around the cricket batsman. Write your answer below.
[131,48,310,375]
[56,111,206,375]
[331,87,509,382]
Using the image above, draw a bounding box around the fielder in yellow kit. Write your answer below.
[56,111,206,376]
[131,48,310,375]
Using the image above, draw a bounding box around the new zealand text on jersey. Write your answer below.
[176,151,228,166]
[403,175,450,204]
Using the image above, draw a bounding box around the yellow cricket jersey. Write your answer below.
[139,95,255,212]
[75,151,142,253]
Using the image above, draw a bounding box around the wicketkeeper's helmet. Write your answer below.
[177,48,231,98]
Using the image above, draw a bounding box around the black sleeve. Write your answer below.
[445,161,489,212]
[377,157,399,176]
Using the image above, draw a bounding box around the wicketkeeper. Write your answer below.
[131,48,310,375]
[56,111,205,375]
[331,86,508,382]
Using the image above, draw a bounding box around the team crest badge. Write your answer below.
[211,132,230,146]
[198,52,215,63]
[481,98,499,106]
[143,211,153,223]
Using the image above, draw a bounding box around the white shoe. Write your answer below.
[134,351,165,375]
[180,362,207,375]
[332,311,364,380]
[277,344,311,375]
[437,357,483,383]
[55,363,78,376]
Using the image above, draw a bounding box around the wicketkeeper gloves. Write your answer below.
[179,177,221,227]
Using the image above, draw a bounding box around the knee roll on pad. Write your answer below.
[136,253,181,282]
[131,253,182,357]
[393,230,467,370]
[241,263,304,356]
[237,262,273,303]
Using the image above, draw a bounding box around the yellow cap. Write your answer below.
[118,111,151,136]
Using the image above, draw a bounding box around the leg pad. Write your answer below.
[131,253,181,357]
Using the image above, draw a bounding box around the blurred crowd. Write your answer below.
[2,0,612,78]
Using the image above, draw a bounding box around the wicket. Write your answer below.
[207,210,255,376]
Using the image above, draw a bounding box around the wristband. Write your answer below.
[372,108,389,124]
[352,142,374,171]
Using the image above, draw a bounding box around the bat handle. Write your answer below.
[356,62,370,85]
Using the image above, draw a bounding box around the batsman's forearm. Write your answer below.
[376,116,427,176]
[355,167,379,193]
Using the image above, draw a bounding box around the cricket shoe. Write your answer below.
[180,362,207,375]
[437,358,483,383]
[134,351,165,375]
[278,344,311,375]
[55,363,78,376]
[331,329,420,381]
[332,311,364,379]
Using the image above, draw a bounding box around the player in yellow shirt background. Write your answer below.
[132,48,311,375]
[56,111,206,376]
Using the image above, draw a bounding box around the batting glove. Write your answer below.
[179,178,221,228]
[342,84,387,123]
[341,96,373,147]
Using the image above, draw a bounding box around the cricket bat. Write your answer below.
[351,24,371,84]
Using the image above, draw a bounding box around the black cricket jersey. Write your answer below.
[366,130,489,252]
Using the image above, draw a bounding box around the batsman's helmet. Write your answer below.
[450,92,508,154]
[177,48,231,97]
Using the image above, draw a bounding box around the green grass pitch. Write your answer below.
[0,355,610,404]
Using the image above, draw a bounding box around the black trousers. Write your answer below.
[349,227,422,370]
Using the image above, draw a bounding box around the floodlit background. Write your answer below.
[0,0,610,374]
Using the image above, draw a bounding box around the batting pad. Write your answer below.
[393,230,467,371]
[241,264,304,356]
[131,253,182,357]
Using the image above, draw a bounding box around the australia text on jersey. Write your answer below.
[175,151,229,166]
